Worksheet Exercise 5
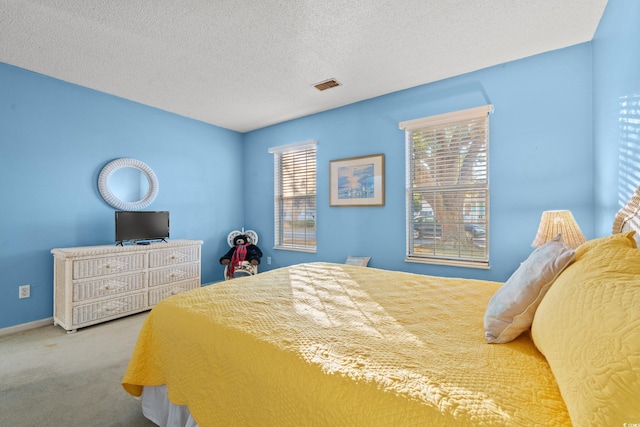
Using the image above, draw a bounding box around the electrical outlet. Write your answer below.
[19,285,30,299]
[267,257,272,265]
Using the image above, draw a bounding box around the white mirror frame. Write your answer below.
[98,158,159,211]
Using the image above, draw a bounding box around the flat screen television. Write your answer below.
[115,211,169,244]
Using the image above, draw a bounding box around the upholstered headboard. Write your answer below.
[612,183,640,244]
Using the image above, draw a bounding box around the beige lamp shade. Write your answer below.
[532,210,586,249]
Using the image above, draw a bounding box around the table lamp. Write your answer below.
[532,210,586,249]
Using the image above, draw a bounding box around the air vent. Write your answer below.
[313,78,341,91]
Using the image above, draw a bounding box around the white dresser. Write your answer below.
[52,239,203,332]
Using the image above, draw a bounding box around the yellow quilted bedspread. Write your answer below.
[122,263,570,426]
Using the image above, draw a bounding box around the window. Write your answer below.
[399,105,492,268]
[268,140,317,252]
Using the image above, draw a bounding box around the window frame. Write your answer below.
[400,105,492,268]
[268,140,317,253]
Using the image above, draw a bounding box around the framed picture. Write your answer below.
[329,154,385,206]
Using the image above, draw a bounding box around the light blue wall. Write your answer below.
[244,44,594,282]
[0,63,243,329]
[592,0,640,236]
[4,0,636,330]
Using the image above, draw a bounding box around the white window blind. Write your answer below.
[400,105,491,268]
[268,140,317,252]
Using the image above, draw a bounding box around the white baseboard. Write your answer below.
[0,317,54,337]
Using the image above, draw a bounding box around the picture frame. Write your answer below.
[329,154,385,206]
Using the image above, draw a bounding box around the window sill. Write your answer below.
[405,257,490,269]
[274,245,317,254]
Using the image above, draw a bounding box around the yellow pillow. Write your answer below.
[531,231,640,425]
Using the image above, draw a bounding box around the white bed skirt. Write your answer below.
[141,385,199,427]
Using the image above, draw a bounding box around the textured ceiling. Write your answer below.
[0,1,607,133]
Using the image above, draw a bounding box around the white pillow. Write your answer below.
[484,234,576,344]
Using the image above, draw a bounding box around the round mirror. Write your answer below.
[110,167,150,203]
[98,158,159,210]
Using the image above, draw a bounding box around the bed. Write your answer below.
[122,190,640,426]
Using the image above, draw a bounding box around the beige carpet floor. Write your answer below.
[0,312,156,426]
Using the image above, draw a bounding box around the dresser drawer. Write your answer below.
[72,292,147,325]
[149,246,200,268]
[149,263,199,287]
[73,254,145,279]
[53,239,202,332]
[73,273,145,302]
[148,279,200,305]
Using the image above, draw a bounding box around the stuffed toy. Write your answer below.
[219,234,263,278]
